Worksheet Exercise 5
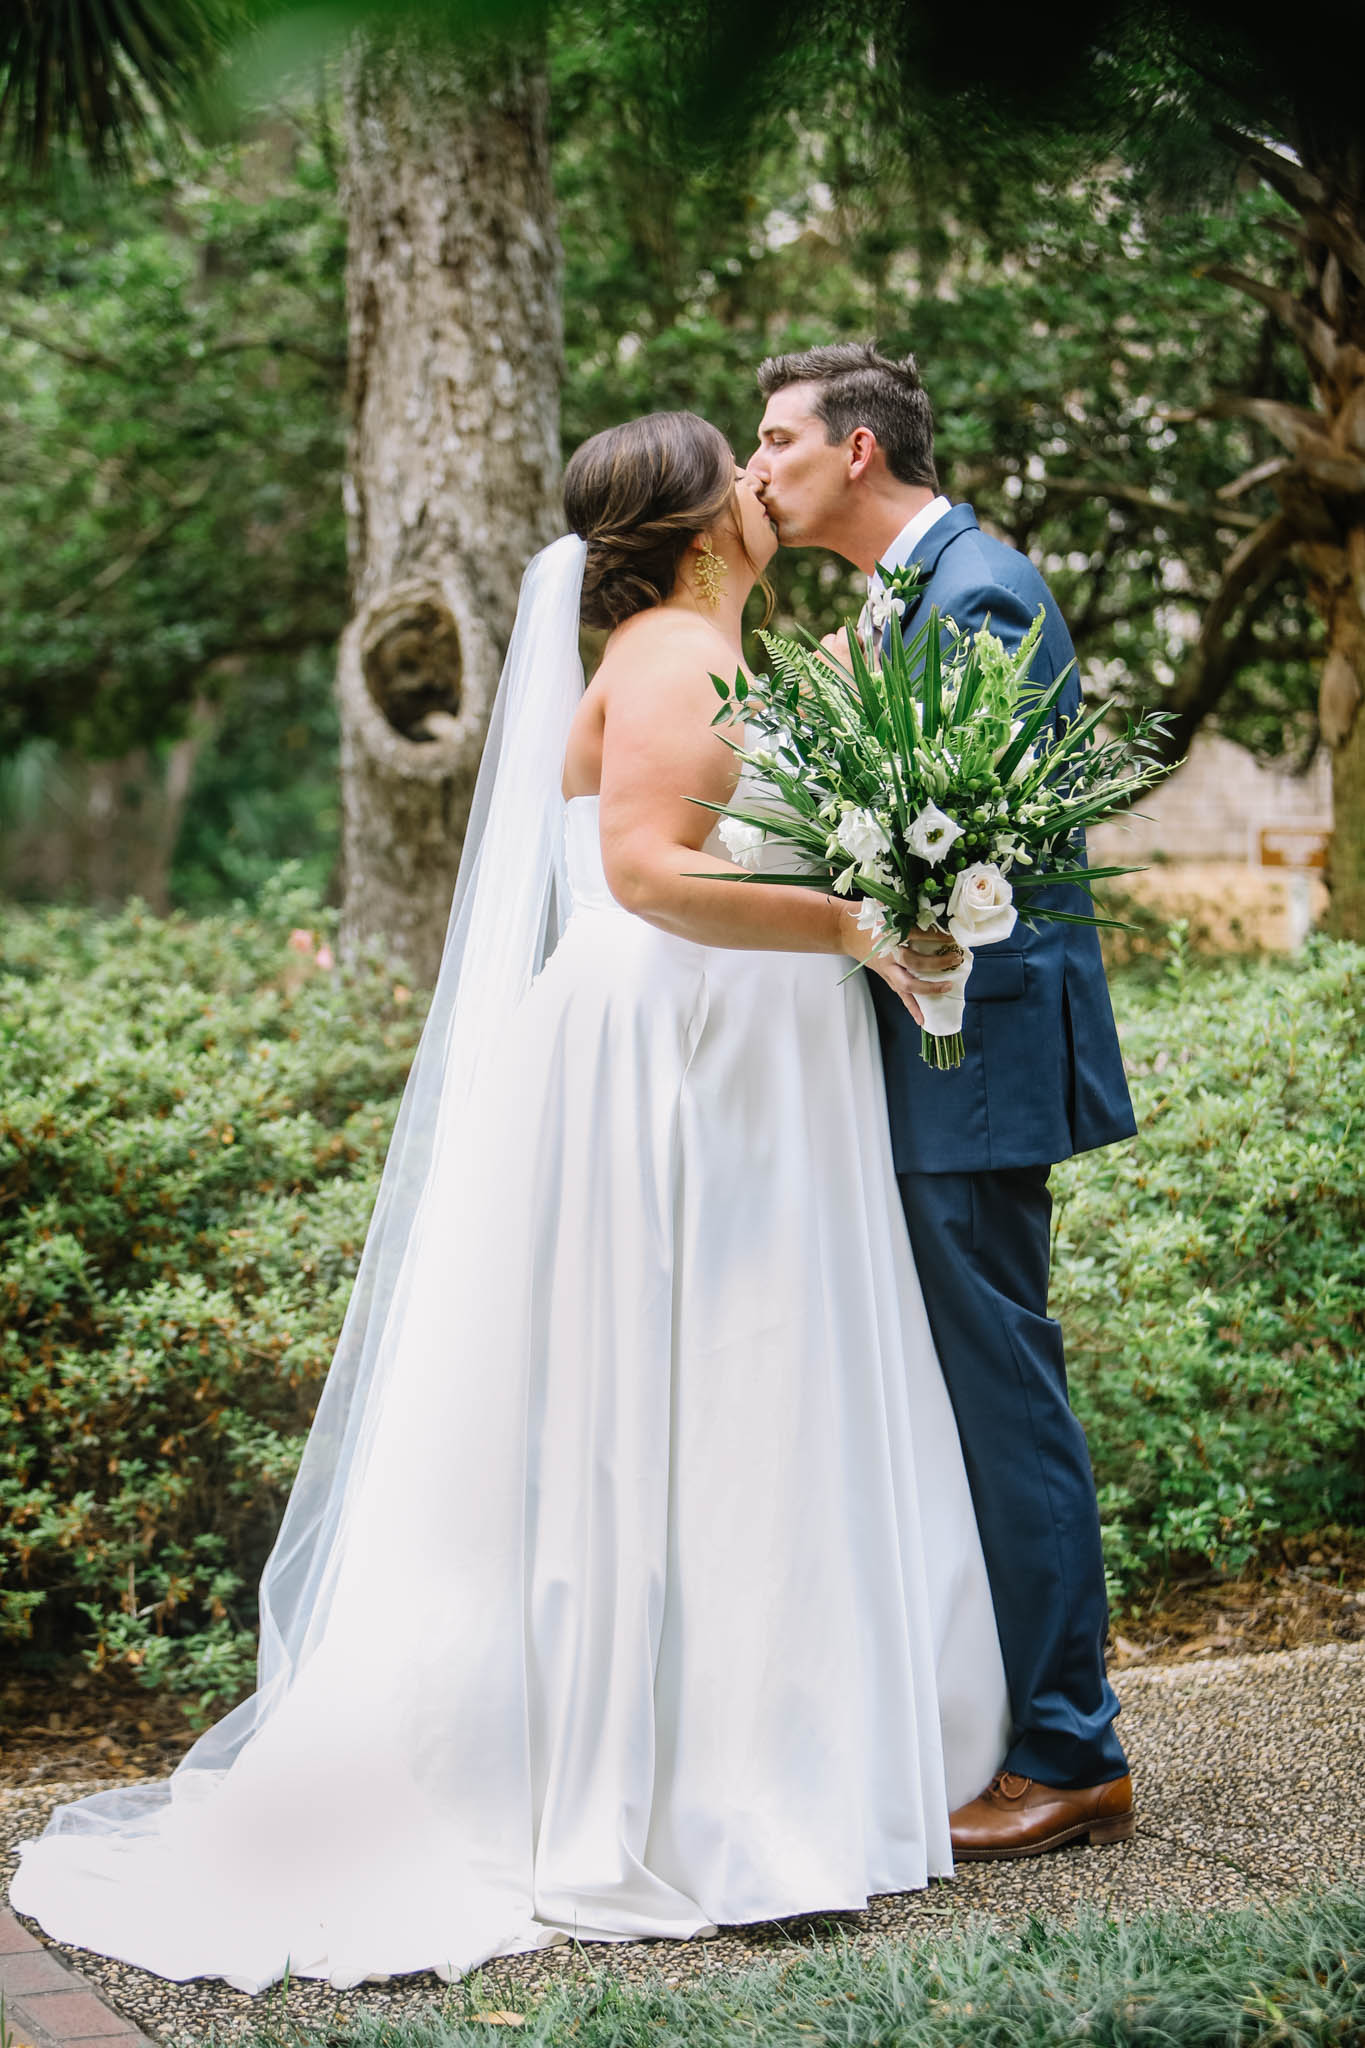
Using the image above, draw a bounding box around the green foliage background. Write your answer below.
[0,13,1324,913]
[1,899,1360,1714]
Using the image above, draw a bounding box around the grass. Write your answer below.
[227,1883,1365,2047]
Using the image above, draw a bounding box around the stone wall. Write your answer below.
[1087,735,1332,953]
[1088,734,1331,866]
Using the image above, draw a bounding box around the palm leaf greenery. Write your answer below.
[0,0,247,172]
[698,594,1175,955]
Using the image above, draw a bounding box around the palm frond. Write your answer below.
[0,0,235,173]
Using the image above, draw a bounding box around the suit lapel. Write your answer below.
[897,504,982,643]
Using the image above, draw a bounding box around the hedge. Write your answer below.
[2,889,1361,1707]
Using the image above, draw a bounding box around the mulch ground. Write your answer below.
[2,1534,1362,1792]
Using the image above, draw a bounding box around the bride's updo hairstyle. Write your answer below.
[564,411,740,630]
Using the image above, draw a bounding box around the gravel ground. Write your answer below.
[3,1641,1361,2046]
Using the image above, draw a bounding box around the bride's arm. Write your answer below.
[596,650,928,1008]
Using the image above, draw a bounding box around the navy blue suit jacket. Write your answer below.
[869,504,1137,1175]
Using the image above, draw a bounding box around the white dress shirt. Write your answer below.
[859,496,952,646]
[869,495,952,597]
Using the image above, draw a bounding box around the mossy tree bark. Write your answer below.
[337,29,562,983]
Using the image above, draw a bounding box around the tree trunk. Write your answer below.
[1321,524,1365,935]
[0,712,214,911]
[337,28,562,984]
[1220,130,1365,937]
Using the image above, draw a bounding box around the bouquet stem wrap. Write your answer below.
[911,938,975,1066]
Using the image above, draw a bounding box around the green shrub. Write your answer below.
[0,875,425,1711]
[1056,928,1365,1603]
[2,895,1361,1706]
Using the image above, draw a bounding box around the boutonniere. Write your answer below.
[865,559,928,638]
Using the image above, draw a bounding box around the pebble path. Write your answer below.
[2,1641,1361,2046]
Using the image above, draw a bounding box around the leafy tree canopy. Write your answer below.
[0,112,346,762]
[0,0,1351,910]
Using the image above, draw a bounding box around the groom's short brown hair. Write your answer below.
[756,343,938,492]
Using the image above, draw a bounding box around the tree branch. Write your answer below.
[1217,455,1289,500]
[51,468,220,620]
[198,335,347,373]
[1211,125,1365,286]
[1300,210,1365,291]
[1211,123,1327,218]
[1168,396,1365,493]
[1038,475,1260,530]
[1,314,345,383]
[1162,513,1298,758]
[0,311,128,378]
[1202,264,1341,377]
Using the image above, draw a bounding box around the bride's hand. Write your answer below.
[899,928,966,996]
[838,912,965,1023]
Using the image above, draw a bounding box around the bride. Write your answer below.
[11,411,1009,1993]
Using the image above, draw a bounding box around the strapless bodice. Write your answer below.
[563,796,615,912]
[563,794,733,915]
[563,771,799,920]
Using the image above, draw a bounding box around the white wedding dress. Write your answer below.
[13,790,1008,1991]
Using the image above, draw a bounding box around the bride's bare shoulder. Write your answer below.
[594,608,735,698]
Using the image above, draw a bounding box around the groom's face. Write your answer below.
[748,383,851,549]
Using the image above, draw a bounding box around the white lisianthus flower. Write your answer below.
[906,800,964,865]
[947,863,1018,947]
[718,816,766,868]
[836,807,893,867]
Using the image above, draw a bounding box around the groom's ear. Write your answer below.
[846,427,878,482]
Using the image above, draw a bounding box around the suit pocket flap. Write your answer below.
[965,949,1026,1003]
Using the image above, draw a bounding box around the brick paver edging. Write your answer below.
[0,1908,155,2048]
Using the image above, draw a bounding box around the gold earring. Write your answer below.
[695,537,727,609]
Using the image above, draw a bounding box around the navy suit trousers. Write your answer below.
[896,1164,1128,1789]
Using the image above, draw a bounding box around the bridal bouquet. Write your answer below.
[701,566,1173,1069]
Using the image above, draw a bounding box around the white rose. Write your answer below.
[906,800,964,866]
[718,816,766,868]
[835,807,893,868]
[947,862,1018,948]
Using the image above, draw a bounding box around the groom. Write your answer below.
[748,343,1137,1859]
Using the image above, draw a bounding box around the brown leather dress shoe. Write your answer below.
[950,1770,1135,1861]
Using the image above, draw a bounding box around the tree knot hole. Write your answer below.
[361,587,463,741]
